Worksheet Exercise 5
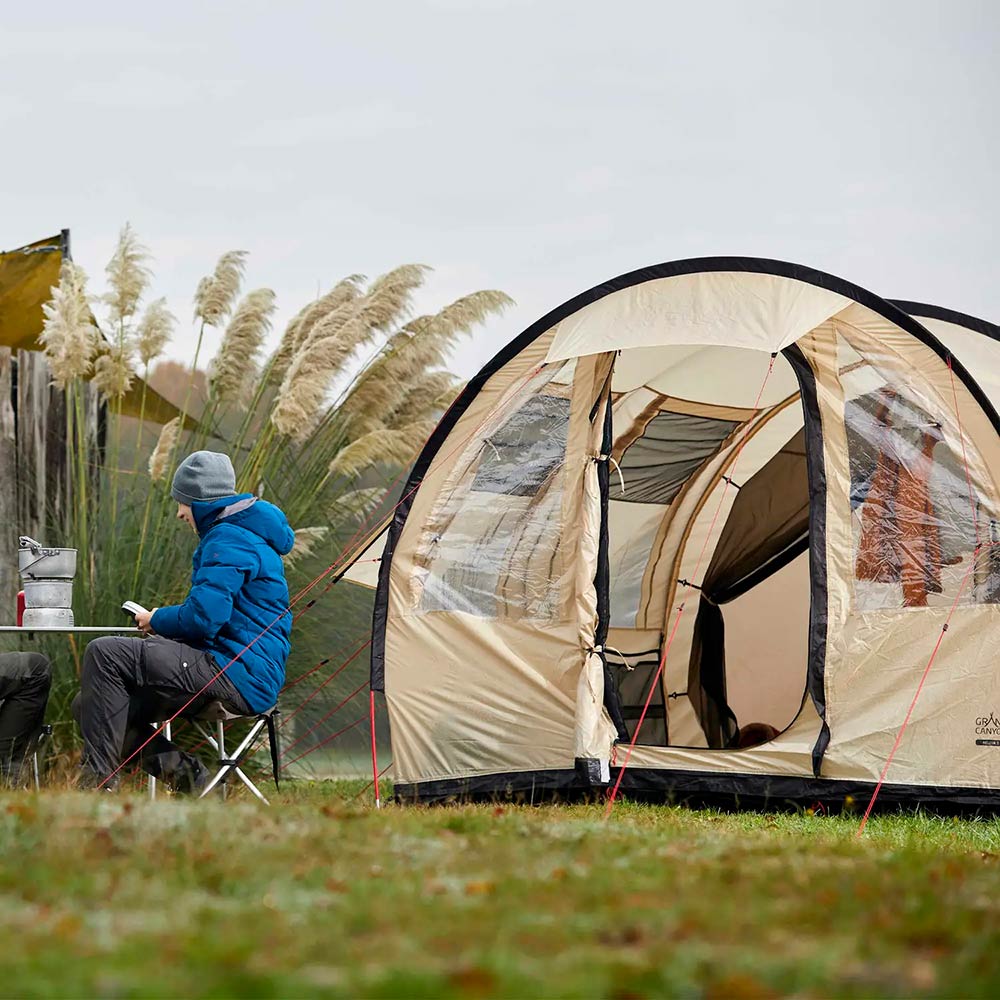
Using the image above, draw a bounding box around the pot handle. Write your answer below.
[18,536,43,553]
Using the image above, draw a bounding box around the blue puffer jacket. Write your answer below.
[150,494,295,712]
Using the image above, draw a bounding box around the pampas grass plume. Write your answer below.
[332,486,383,525]
[210,288,277,404]
[148,417,180,481]
[92,345,135,400]
[39,262,98,389]
[340,289,511,428]
[284,526,329,568]
[328,421,435,479]
[136,298,175,367]
[194,250,248,326]
[270,274,366,381]
[104,223,151,326]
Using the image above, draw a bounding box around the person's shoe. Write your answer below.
[171,756,209,795]
[76,768,118,792]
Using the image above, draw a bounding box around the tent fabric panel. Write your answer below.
[610,697,821,777]
[380,333,616,779]
[374,327,560,689]
[607,501,666,628]
[341,524,391,590]
[700,428,809,600]
[801,309,1000,782]
[639,397,803,633]
[822,605,1000,787]
[724,552,811,732]
[406,360,575,623]
[616,410,740,505]
[545,270,852,361]
[911,315,1000,420]
[384,615,581,783]
[612,344,802,407]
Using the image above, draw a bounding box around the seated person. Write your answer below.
[0,652,52,785]
[74,451,295,791]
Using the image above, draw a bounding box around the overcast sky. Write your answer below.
[2,1,997,378]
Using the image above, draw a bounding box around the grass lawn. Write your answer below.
[1,780,999,998]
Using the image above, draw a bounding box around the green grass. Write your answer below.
[0,782,999,998]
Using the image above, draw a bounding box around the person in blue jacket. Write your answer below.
[74,451,295,791]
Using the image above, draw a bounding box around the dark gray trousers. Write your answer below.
[0,652,52,783]
[73,636,251,785]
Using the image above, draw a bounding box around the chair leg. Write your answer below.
[267,712,280,789]
[198,718,269,802]
[217,719,227,801]
[31,724,52,792]
[233,766,270,805]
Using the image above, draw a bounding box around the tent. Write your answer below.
[348,258,1000,808]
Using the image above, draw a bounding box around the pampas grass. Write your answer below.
[386,371,461,429]
[210,288,277,404]
[104,223,151,327]
[194,250,248,326]
[284,526,329,568]
[332,486,384,526]
[269,275,366,382]
[148,417,180,481]
[328,420,436,479]
[39,262,98,389]
[270,312,371,440]
[92,345,134,400]
[136,298,175,367]
[355,264,428,334]
[269,264,432,440]
[340,290,512,430]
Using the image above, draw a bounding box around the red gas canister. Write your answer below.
[16,590,25,627]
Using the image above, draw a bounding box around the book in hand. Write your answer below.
[121,601,149,625]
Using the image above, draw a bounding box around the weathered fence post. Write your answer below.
[0,347,16,618]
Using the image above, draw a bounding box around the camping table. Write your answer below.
[0,626,139,634]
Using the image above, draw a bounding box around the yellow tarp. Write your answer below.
[0,233,193,427]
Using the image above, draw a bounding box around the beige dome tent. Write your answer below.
[347,259,1000,808]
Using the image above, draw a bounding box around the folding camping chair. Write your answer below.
[149,703,281,805]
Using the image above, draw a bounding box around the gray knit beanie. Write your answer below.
[171,451,237,504]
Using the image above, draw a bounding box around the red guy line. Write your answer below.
[856,555,979,836]
[281,715,367,770]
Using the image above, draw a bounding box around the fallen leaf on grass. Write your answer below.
[6,802,37,822]
[448,965,496,997]
[464,879,496,896]
[705,972,778,1000]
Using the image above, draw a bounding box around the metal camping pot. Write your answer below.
[22,580,74,609]
[18,541,77,580]
[21,607,75,628]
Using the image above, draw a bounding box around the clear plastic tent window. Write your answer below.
[839,337,996,611]
[412,362,574,622]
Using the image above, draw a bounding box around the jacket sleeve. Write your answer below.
[151,528,260,642]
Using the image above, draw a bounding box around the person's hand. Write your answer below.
[135,608,158,636]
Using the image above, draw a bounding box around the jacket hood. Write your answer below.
[191,494,296,555]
